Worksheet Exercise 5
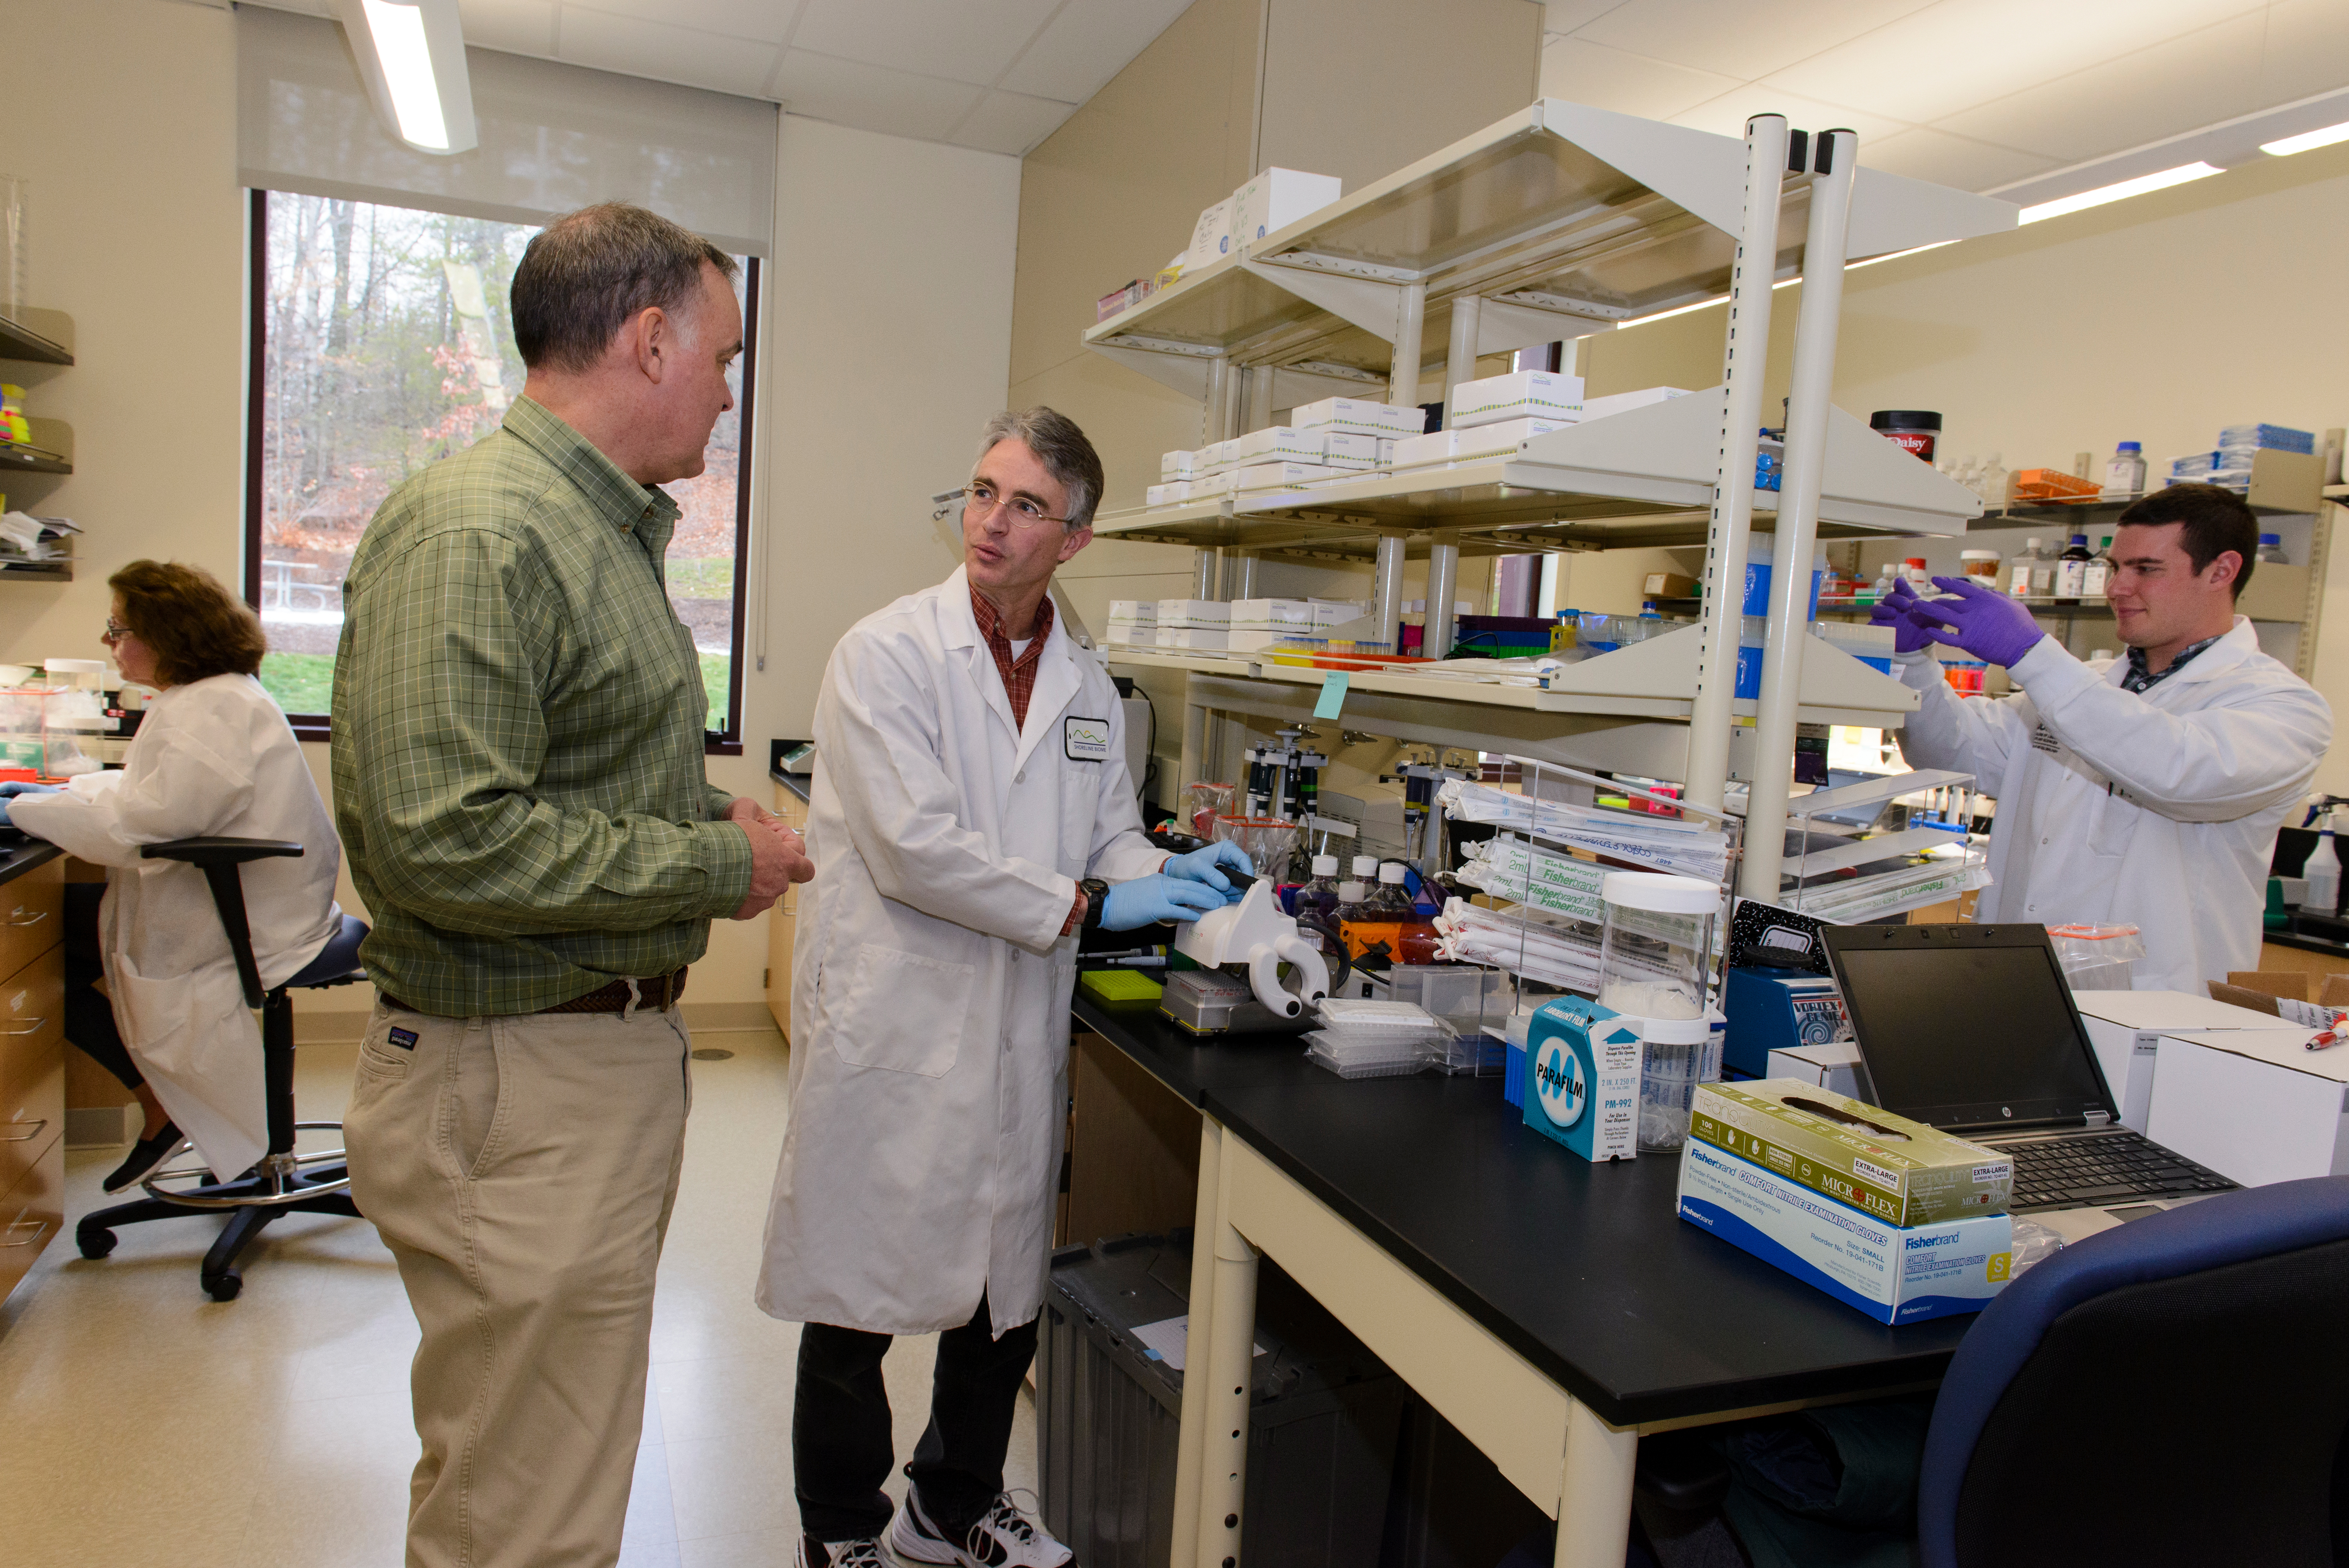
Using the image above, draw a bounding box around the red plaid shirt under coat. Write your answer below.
[970,586,1054,731]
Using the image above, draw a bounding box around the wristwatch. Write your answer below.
[1079,878,1110,931]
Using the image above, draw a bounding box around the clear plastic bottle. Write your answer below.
[1301,854,1341,921]
[2056,535,2092,603]
[2008,538,2046,599]
[2101,441,2146,502]
[2082,536,2114,599]
[1980,452,2009,508]
[1902,556,1931,588]
[2304,815,2342,916]
[1866,563,1898,605]
[1336,855,1378,920]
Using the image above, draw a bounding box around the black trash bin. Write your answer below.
[1034,1231,1406,1568]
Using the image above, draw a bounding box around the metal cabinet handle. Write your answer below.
[0,1017,45,1037]
[0,1216,50,1248]
[0,1118,46,1143]
[5,909,48,928]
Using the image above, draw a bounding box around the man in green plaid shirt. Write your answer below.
[333,203,809,1568]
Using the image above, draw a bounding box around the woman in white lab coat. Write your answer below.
[3,561,342,1189]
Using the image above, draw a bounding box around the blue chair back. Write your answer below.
[1919,1177,2349,1568]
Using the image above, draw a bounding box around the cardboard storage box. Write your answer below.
[1643,572,1699,599]
[2146,1026,2349,1187]
[2073,990,2288,1131]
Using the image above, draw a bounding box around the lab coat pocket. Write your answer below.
[2087,793,2139,860]
[829,942,973,1078]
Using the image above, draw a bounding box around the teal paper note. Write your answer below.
[1314,672,1349,719]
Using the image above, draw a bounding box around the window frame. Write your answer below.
[241,187,757,755]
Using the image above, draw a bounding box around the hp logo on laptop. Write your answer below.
[1534,1040,1587,1130]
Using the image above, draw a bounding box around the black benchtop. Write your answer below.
[1073,990,1971,1428]
[0,837,63,886]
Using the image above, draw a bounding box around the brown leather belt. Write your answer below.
[383,968,689,1016]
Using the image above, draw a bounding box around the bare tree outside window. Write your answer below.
[248,191,751,740]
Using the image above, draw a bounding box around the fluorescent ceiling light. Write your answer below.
[2018,163,2221,225]
[2262,121,2349,157]
[338,0,478,155]
[364,0,447,149]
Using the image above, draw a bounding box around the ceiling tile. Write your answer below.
[1668,82,1914,146]
[1542,0,1634,36]
[1575,0,1936,85]
[1765,0,2267,126]
[1860,126,2058,192]
[1537,37,1740,121]
[1934,11,2267,166]
[458,0,554,56]
[565,0,805,46]
[792,0,1065,89]
[951,89,1079,157]
[558,8,779,97]
[772,48,985,140]
[2256,0,2349,108]
[998,0,1191,103]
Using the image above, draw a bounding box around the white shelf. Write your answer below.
[1103,396,1983,559]
[1085,98,2013,396]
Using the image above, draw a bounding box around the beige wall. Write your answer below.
[0,0,1025,1021]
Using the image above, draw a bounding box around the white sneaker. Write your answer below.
[796,1533,888,1568]
[889,1488,1073,1568]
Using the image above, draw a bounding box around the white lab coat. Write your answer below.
[10,675,343,1177]
[1895,618,2329,993]
[756,568,1165,1338]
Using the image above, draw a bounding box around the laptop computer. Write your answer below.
[1819,921,2238,1241]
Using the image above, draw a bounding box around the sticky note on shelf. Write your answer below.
[1314,672,1348,719]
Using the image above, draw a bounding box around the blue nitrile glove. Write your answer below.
[1162,840,1253,901]
[1101,874,1232,930]
[1906,576,2049,668]
[1869,579,1939,655]
[0,781,60,797]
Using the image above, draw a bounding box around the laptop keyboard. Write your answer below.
[1995,1130,2237,1210]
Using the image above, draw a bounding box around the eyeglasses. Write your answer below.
[962,480,1073,531]
[100,620,130,645]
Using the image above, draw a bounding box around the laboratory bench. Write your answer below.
[0,837,65,1304]
[1070,988,1971,1568]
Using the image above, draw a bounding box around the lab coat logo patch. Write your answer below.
[1065,717,1111,762]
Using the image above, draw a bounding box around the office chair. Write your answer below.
[1919,1177,2349,1568]
[75,838,369,1301]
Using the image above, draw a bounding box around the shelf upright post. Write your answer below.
[1198,356,1235,599]
[1422,293,1483,659]
[1740,128,1856,902]
[1366,282,1429,652]
[1682,114,1790,816]
[1224,550,1260,600]
[1241,363,1273,433]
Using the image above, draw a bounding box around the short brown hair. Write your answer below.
[2116,483,2260,600]
[511,202,739,373]
[977,407,1105,529]
[107,560,268,686]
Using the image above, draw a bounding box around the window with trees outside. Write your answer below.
[246,189,755,748]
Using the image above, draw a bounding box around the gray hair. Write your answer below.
[975,407,1104,530]
[512,202,739,372]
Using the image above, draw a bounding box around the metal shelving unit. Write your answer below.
[0,311,73,367]
[2,310,78,578]
[1085,100,2016,899]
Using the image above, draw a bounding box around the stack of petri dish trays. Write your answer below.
[1303,999,1454,1080]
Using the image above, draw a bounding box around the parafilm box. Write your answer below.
[1688,1080,2011,1228]
[1678,1138,2012,1325]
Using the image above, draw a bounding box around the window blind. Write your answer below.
[237,6,777,257]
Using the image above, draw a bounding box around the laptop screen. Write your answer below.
[1821,925,2115,1131]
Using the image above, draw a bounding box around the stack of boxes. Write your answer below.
[1155,599,1230,650]
[1676,1080,2014,1325]
[2167,422,2314,495]
[1105,600,1158,648]
[1183,167,1345,274]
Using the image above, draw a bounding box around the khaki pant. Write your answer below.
[346,1001,694,1568]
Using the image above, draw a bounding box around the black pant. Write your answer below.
[63,882,141,1091]
[794,1293,1037,1543]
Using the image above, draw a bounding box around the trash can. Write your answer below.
[1034,1232,1405,1568]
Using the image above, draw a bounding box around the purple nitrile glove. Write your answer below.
[1905,576,2049,668]
[1869,579,1939,655]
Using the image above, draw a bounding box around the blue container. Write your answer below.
[1742,538,1825,618]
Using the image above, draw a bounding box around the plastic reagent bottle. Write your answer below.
[2304,814,2342,916]
[2056,535,2092,602]
[1301,854,1341,921]
[2008,538,2045,599]
[2082,536,2113,599]
[2102,441,2146,502]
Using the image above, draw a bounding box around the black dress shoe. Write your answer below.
[103,1123,185,1193]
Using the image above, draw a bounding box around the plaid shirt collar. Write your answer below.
[501,395,680,549]
[969,585,1055,730]
[2121,631,2224,695]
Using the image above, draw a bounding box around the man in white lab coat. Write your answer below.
[758,407,1251,1568]
[1877,482,2330,993]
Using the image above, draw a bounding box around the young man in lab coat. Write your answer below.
[758,407,1251,1568]
[1875,482,2330,992]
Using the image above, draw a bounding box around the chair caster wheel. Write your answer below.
[205,1271,243,1302]
[78,1228,117,1260]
